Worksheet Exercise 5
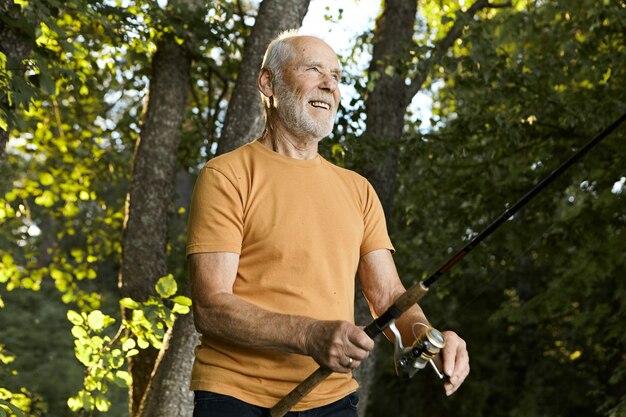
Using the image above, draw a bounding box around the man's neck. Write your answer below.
[259,126,320,160]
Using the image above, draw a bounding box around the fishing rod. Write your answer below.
[270,111,626,417]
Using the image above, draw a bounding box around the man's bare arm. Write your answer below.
[189,252,374,372]
[357,249,469,395]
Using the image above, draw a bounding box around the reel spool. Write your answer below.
[389,320,447,380]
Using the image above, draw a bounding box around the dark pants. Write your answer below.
[193,391,359,417]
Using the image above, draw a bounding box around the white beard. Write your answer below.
[274,81,336,140]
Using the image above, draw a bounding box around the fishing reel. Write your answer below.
[388,320,447,380]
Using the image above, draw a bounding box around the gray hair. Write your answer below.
[261,29,301,82]
[259,29,302,112]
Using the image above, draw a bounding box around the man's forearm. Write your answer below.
[193,292,316,355]
[391,303,431,344]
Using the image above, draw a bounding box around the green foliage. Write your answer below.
[66,276,190,413]
[1,0,245,414]
[0,0,112,131]
[366,0,625,416]
[0,398,26,417]
[0,346,29,417]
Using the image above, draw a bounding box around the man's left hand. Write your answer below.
[441,330,469,396]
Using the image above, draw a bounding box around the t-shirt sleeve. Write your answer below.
[360,180,395,257]
[186,166,244,256]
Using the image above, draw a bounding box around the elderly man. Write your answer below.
[186,30,469,417]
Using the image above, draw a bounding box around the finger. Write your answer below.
[450,346,470,386]
[343,357,363,370]
[348,327,375,351]
[441,333,469,396]
[347,347,371,364]
[333,357,357,373]
[441,344,457,378]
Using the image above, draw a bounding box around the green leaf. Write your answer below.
[67,396,82,412]
[71,325,88,339]
[114,370,132,386]
[87,310,105,331]
[120,297,140,309]
[172,303,190,315]
[171,295,192,306]
[94,394,110,412]
[34,190,57,207]
[67,310,84,325]
[122,338,136,351]
[136,336,149,349]
[39,70,56,96]
[155,274,177,298]
[39,172,54,185]
[0,400,26,417]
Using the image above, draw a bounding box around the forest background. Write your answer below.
[0,0,624,416]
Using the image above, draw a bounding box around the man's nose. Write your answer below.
[319,73,338,93]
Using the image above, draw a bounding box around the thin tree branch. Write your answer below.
[189,78,210,138]
[406,0,512,100]
[487,1,513,9]
[235,0,248,29]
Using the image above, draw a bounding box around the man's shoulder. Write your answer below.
[322,158,368,185]
[204,141,256,172]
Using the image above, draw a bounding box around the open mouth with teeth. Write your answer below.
[309,100,331,110]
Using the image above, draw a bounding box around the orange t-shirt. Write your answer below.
[186,140,393,410]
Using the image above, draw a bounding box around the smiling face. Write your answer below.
[271,36,341,141]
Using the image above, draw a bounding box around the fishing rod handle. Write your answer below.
[271,282,429,416]
[270,367,333,417]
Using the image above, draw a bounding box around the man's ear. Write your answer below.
[258,68,274,99]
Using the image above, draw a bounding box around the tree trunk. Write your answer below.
[217,0,312,153]
[135,2,312,417]
[361,0,418,217]
[135,170,196,417]
[354,3,418,415]
[136,311,197,417]
[356,1,497,415]
[117,38,191,417]
[362,0,494,216]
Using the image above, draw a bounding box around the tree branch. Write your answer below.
[235,0,248,29]
[406,0,512,100]
[487,1,513,9]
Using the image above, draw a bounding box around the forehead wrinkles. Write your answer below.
[288,37,340,71]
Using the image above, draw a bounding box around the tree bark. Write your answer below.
[217,0,311,154]
[135,170,196,417]
[361,0,418,217]
[354,4,418,415]
[117,38,191,417]
[136,311,197,417]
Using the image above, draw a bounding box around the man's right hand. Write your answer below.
[303,320,375,373]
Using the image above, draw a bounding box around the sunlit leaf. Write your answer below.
[155,274,177,298]
[120,297,140,309]
[67,310,84,325]
[87,310,105,330]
